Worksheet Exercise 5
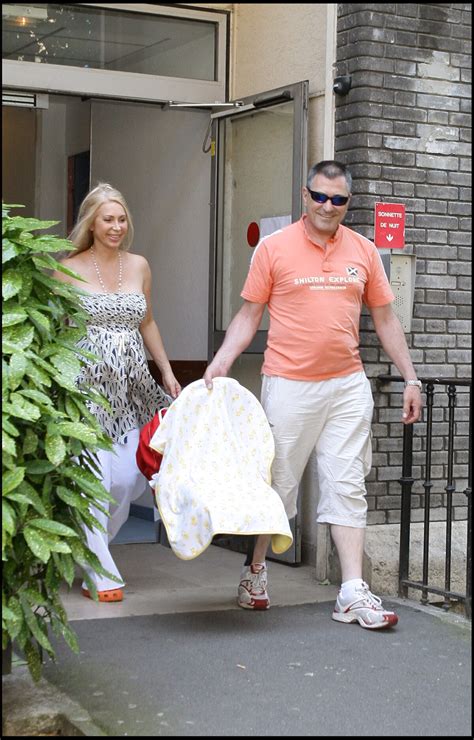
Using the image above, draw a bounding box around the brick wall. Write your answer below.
[334,4,471,524]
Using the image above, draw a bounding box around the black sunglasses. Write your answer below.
[306,188,350,206]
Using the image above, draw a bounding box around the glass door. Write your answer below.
[208,81,308,564]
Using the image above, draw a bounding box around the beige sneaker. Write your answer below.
[238,563,270,610]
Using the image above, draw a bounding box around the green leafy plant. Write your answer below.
[2,204,117,682]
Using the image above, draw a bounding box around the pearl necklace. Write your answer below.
[90,247,123,293]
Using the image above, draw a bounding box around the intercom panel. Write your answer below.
[380,252,416,332]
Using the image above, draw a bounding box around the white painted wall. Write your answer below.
[231,4,327,97]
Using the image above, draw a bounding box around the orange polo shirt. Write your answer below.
[241,216,394,381]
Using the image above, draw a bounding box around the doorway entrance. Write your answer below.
[2,91,213,534]
[2,81,310,561]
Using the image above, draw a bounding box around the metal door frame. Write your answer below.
[208,81,308,358]
[207,80,308,564]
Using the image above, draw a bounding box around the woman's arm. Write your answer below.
[139,258,181,398]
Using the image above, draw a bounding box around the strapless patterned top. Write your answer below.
[77,292,170,443]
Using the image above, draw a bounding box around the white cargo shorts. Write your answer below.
[261,371,374,528]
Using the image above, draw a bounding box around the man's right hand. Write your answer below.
[203,360,229,390]
[203,300,265,390]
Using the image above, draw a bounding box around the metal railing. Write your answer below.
[378,375,471,619]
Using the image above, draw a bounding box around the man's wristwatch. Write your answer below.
[405,379,422,389]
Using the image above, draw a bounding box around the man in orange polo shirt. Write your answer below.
[204,160,422,629]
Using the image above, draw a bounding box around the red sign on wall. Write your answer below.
[374,203,406,249]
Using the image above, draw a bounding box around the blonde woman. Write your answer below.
[54,183,181,602]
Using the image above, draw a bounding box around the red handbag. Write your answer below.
[135,408,167,481]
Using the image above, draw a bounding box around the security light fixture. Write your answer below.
[333,75,352,96]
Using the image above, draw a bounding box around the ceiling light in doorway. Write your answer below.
[2,4,48,27]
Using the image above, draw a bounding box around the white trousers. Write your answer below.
[261,372,374,528]
[81,428,148,591]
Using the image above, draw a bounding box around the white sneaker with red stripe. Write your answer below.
[332,581,398,629]
[238,563,270,610]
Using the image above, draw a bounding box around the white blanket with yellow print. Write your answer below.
[149,377,293,560]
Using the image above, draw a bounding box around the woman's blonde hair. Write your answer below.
[68,183,134,254]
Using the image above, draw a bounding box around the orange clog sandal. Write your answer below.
[82,587,123,602]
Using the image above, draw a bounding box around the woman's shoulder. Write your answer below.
[57,260,75,278]
[59,250,85,267]
[126,252,150,271]
[53,250,89,285]
[127,251,148,263]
